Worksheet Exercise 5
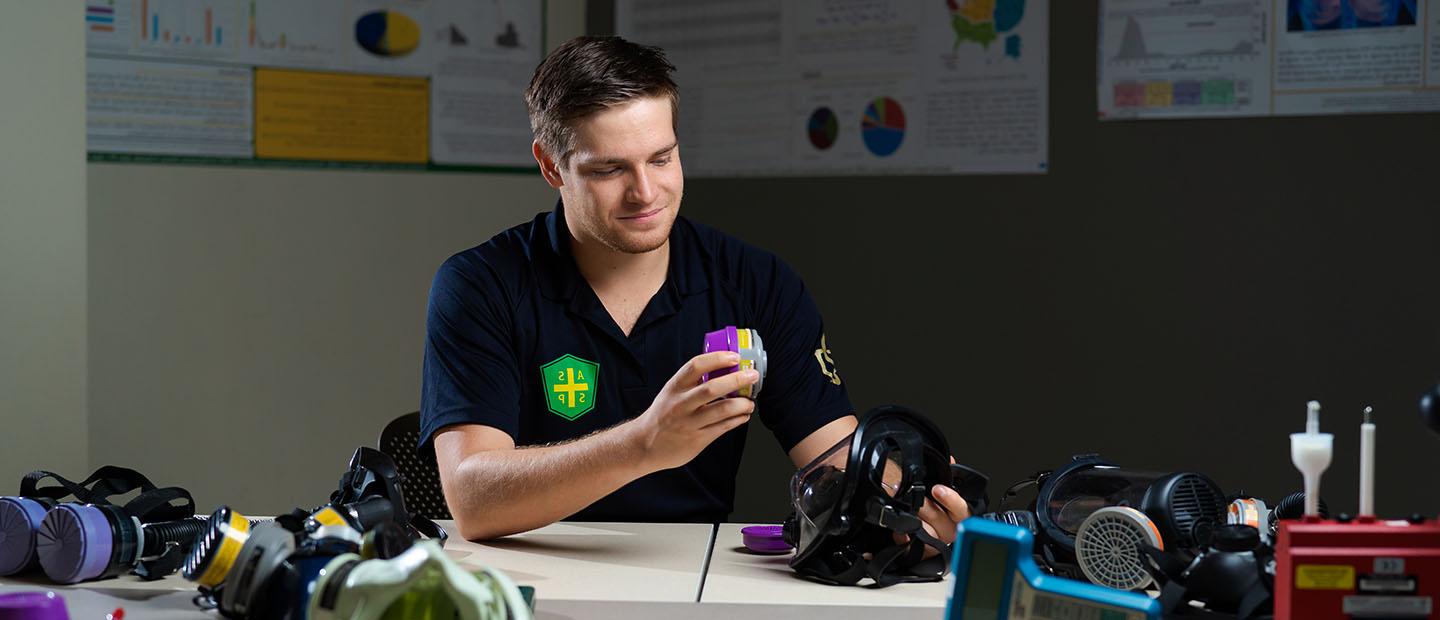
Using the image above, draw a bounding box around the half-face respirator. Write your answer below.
[182,446,449,616]
[782,405,990,587]
[983,454,1227,591]
[309,537,532,620]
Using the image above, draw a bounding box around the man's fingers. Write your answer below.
[669,351,743,390]
[700,409,752,437]
[695,397,754,429]
[931,485,971,520]
[917,498,956,538]
[681,368,758,410]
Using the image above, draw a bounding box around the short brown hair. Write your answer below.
[525,36,678,166]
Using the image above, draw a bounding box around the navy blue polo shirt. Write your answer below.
[420,201,852,523]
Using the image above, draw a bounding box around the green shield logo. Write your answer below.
[541,354,599,420]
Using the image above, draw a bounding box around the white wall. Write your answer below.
[84,1,585,514]
[1,5,88,480]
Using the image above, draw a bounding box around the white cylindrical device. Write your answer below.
[1291,400,1333,518]
[1359,406,1375,517]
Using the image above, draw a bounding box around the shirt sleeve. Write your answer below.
[750,255,854,454]
[419,255,523,449]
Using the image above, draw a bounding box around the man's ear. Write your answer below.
[533,141,564,189]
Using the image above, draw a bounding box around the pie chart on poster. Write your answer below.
[355,10,420,57]
[861,97,905,157]
[807,107,838,150]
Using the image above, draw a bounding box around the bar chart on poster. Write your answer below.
[1098,0,1440,119]
[83,0,543,168]
[616,0,1050,177]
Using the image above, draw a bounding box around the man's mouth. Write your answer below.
[620,208,664,221]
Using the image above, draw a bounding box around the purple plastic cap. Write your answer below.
[702,326,740,382]
[0,592,70,620]
[0,498,49,575]
[702,325,743,401]
[35,505,112,585]
[741,525,792,554]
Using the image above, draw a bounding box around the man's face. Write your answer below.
[1305,0,1342,25]
[543,96,683,255]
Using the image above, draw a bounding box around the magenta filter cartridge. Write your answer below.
[701,326,767,399]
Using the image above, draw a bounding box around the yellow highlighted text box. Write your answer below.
[256,68,428,164]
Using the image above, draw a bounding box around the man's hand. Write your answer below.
[627,350,758,471]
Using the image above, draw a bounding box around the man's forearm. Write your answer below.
[445,420,654,540]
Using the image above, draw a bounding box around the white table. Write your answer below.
[440,521,714,602]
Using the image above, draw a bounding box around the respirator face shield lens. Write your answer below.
[790,437,851,559]
[1044,466,1164,535]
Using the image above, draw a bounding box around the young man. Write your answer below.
[421,36,970,540]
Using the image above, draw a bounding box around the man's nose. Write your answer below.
[627,167,658,205]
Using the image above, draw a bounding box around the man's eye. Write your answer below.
[651,158,671,166]
[591,168,620,176]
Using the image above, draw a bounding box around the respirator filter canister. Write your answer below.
[702,326,767,399]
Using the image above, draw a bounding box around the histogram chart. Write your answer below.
[137,0,242,57]
[1104,0,1265,65]
[248,0,344,69]
[1098,0,1271,118]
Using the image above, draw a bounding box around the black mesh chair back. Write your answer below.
[377,411,452,520]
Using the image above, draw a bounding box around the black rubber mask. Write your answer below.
[783,406,987,587]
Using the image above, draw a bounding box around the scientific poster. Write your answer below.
[83,0,543,167]
[1098,0,1440,119]
[617,0,1050,177]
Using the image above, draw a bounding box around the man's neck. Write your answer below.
[571,236,670,289]
[570,236,670,336]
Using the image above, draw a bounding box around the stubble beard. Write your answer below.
[602,212,673,254]
[601,192,682,255]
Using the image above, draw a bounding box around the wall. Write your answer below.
[0,5,89,480]
[84,1,586,514]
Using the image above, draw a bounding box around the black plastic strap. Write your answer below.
[410,514,449,547]
[865,538,950,587]
[18,466,158,504]
[134,543,188,581]
[121,486,196,523]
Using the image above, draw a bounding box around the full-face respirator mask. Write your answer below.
[983,454,1227,591]
[782,406,990,587]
